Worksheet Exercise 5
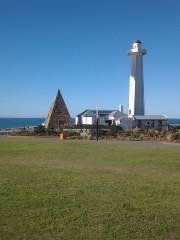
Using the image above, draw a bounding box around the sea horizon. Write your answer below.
[0,117,180,129]
[0,118,45,129]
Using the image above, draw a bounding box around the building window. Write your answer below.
[159,120,162,127]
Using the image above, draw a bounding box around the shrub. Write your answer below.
[147,129,154,137]
[34,125,47,135]
[10,130,34,136]
[132,128,140,138]
[166,132,179,141]
[107,126,123,137]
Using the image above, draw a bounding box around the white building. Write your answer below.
[128,40,146,116]
[76,110,113,126]
[132,115,168,130]
[75,40,168,131]
[128,40,168,130]
[75,106,131,128]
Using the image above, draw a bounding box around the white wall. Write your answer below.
[82,117,93,125]
[75,117,78,125]
[128,42,146,116]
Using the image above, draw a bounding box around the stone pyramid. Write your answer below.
[44,89,72,129]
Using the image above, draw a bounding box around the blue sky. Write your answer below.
[0,0,180,117]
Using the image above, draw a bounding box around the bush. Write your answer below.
[34,125,47,135]
[106,126,123,137]
[10,130,34,136]
[166,132,179,141]
[131,128,140,138]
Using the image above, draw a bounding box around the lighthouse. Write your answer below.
[75,39,168,131]
[128,40,147,116]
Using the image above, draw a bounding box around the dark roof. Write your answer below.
[134,115,168,120]
[109,110,128,117]
[133,39,141,44]
[77,110,116,117]
[77,110,89,117]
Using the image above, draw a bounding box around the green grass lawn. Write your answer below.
[1,137,180,240]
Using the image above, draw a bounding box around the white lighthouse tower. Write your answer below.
[128,40,147,116]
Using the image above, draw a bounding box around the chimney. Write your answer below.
[119,105,123,113]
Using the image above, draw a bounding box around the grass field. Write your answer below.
[1,137,180,240]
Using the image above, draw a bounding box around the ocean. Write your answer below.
[0,118,45,129]
[0,118,180,129]
[169,119,180,125]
